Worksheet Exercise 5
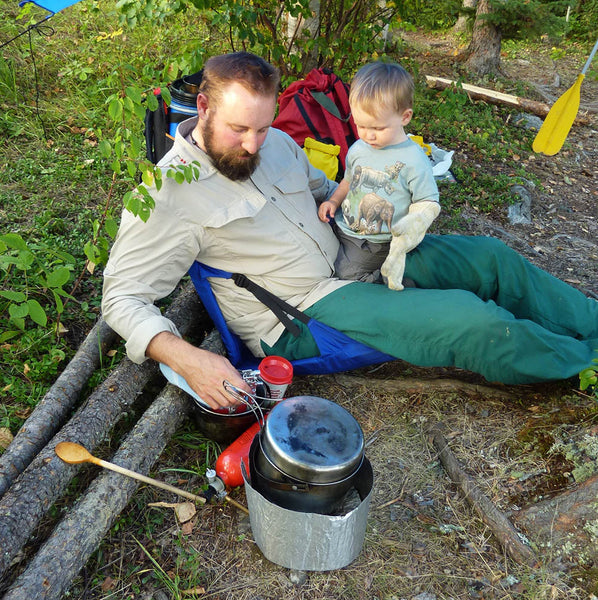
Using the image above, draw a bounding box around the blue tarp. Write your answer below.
[19,0,82,15]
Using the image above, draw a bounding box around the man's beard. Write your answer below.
[202,116,261,181]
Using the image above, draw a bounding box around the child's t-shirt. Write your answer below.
[334,138,439,243]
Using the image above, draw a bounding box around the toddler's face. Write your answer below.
[352,104,412,149]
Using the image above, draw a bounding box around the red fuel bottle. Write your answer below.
[215,420,263,487]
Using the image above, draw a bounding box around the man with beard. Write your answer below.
[102,52,598,410]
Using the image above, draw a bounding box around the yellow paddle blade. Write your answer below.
[532,73,585,156]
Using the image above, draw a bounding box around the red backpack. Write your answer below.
[272,68,358,180]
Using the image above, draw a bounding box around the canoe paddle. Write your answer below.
[533,38,598,156]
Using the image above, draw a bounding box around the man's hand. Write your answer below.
[381,201,441,291]
[146,332,251,411]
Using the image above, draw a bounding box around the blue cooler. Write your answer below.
[168,76,200,136]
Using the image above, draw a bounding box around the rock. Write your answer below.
[507,185,533,225]
[413,593,437,600]
[512,113,544,131]
[288,569,308,585]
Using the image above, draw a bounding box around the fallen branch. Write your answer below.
[2,385,191,600]
[425,75,591,124]
[0,318,118,499]
[513,473,598,557]
[0,281,210,579]
[2,330,227,600]
[427,421,538,567]
[334,374,517,401]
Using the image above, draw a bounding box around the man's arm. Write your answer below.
[146,332,249,410]
[102,191,251,408]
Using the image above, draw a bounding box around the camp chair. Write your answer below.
[187,261,395,375]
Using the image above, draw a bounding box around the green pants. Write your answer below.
[265,235,598,384]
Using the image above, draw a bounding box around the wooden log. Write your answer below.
[2,385,192,600]
[513,473,598,564]
[428,421,538,567]
[2,329,228,600]
[425,75,591,124]
[334,374,518,401]
[0,319,118,499]
[0,282,210,579]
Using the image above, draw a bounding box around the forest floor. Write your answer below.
[4,29,598,600]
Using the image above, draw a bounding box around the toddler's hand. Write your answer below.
[318,201,335,222]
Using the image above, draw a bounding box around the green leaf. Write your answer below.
[52,289,64,313]
[124,194,141,216]
[27,299,47,326]
[141,169,154,187]
[16,250,35,270]
[105,217,119,239]
[160,87,171,105]
[138,203,151,222]
[9,302,29,319]
[9,316,25,330]
[46,267,71,288]
[130,135,142,156]
[0,290,26,302]
[145,94,159,112]
[0,330,20,343]
[98,140,112,159]
[0,233,28,251]
[125,86,142,104]
[84,240,100,263]
[108,98,123,121]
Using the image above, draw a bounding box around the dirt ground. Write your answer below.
[403,30,598,298]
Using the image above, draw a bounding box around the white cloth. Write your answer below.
[380,201,441,290]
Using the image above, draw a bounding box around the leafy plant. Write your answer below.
[0,233,75,336]
[579,359,598,400]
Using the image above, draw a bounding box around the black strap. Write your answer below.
[231,273,309,338]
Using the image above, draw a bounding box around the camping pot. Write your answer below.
[249,396,365,513]
[191,401,260,444]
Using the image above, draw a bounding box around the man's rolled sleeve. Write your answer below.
[125,310,180,364]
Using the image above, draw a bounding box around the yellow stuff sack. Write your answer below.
[303,137,341,181]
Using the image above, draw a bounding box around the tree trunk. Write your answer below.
[0,318,118,499]
[0,282,210,580]
[453,0,477,33]
[286,0,320,74]
[464,0,502,75]
[513,474,598,566]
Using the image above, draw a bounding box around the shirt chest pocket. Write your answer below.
[271,169,310,197]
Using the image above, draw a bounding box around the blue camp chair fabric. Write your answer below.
[19,0,81,14]
[188,262,394,375]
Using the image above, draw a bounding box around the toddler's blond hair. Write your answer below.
[349,62,414,116]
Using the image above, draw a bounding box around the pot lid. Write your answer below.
[261,396,364,484]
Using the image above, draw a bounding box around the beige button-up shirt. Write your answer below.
[102,118,351,363]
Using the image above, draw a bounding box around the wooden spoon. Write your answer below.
[55,442,248,514]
